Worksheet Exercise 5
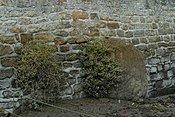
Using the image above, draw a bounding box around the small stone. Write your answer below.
[89,29,99,36]
[125,31,133,38]
[64,87,73,95]
[54,38,67,45]
[60,45,69,52]
[10,27,26,33]
[20,34,33,44]
[90,13,99,19]
[71,20,87,28]
[72,11,89,19]
[1,57,16,67]
[0,36,15,44]
[0,68,14,80]
[66,53,79,61]
[148,57,160,65]
[19,18,32,25]
[96,22,106,28]
[117,29,125,37]
[107,22,119,29]
[24,11,37,17]
[63,62,72,68]
[150,67,157,73]
[132,39,140,45]
[0,79,10,90]
[54,31,69,37]
[134,30,144,37]
[69,29,79,36]
[34,33,54,40]
[73,84,82,93]
[67,77,76,85]
[55,54,65,61]
[0,45,13,56]
[73,61,83,68]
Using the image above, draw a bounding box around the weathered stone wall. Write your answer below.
[1,0,175,112]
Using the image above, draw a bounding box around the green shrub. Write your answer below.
[81,40,125,98]
[14,41,65,102]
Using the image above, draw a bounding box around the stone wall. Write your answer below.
[1,0,175,113]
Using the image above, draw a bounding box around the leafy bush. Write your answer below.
[81,40,125,98]
[14,41,65,102]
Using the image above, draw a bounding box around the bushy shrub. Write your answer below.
[81,40,125,98]
[14,41,65,102]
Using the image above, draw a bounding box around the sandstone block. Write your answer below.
[34,33,54,40]
[54,38,67,45]
[107,22,119,29]
[96,22,106,28]
[117,29,125,37]
[20,34,33,44]
[0,45,13,56]
[72,11,89,19]
[0,36,15,44]
[19,18,32,25]
[10,27,26,33]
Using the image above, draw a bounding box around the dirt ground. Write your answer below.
[19,96,175,117]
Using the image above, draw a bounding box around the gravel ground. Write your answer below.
[19,96,175,117]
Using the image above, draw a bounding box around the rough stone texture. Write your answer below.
[1,0,175,113]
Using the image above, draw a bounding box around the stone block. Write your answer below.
[96,22,106,28]
[55,54,65,61]
[9,11,22,17]
[19,18,32,25]
[73,61,83,68]
[152,23,158,29]
[60,45,69,52]
[67,77,76,85]
[54,31,69,37]
[0,45,13,56]
[100,15,109,20]
[0,36,15,44]
[0,79,10,90]
[67,38,77,44]
[107,22,119,29]
[1,57,16,67]
[66,53,79,61]
[117,29,125,37]
[150,66,157,73]
[132,39,140,45]
[163,36,171,42]
[54,38,67,45]
[156,48,165,56]
[134,30,144,37]
[20,34,33,44]
[73,84,82,93]
[10,27,26,33]
[71,20,87,28]
[89,29,100,36]
[72,11,89,19]
[63,62,72,68]
[64,86,73,95]
[170,53,175,61]
[125,31,133,38]
[24,11,37,17]
[60,12,71,20]
[34,33,54,40]
[145,30,157,36]
[158,28,167,35]
[0,68,14,80]
[57,22,71,29]
[90,13,99,20]
[148,57,160,65]
[69,29,79,36]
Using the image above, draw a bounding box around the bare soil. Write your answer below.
[19,97,175,117]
